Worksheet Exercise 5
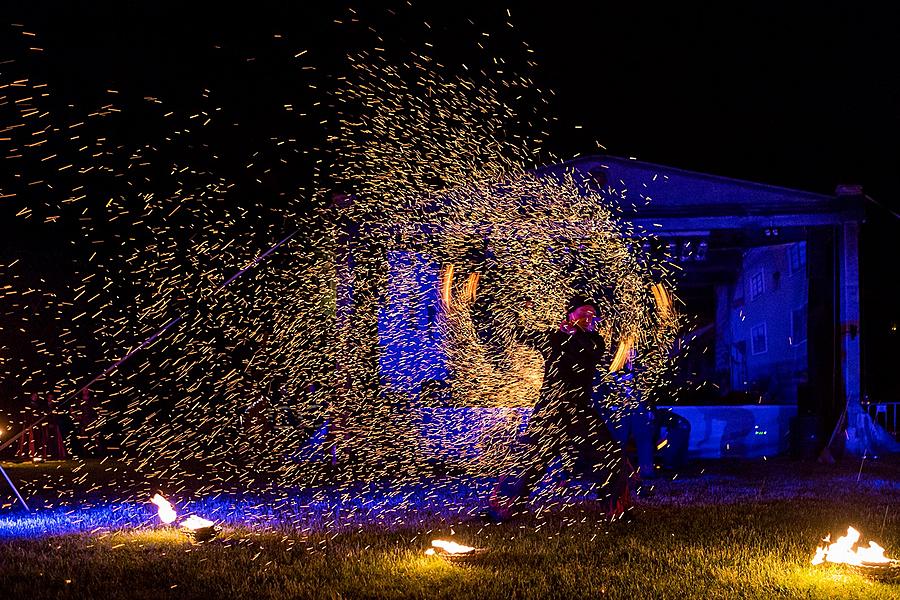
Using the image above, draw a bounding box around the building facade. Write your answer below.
[336,155,885,457]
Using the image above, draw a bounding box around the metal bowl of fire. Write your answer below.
[181,515,219,542]
[425,540,489,565]
[812,526,899,583]
[150,493,218,542]
[846,561,900,583]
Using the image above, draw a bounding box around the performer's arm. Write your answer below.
[511,300,551,348]
[512,327,545,349]
[593,332,606,360]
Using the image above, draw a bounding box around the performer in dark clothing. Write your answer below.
[489,301,630,520]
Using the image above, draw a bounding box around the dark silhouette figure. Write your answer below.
[490,302,630,520]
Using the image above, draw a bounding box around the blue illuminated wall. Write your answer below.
[726,243,809,404]
[378,251,447,395]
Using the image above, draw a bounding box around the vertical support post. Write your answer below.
[840,221,867,454]
[840,221,862,412]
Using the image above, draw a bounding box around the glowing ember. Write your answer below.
[608,336,634,373]
[430,539,476,555]
[440,264,455,308]
[811,526,893,566]
[150,494,177,525]
[180,515,215,531]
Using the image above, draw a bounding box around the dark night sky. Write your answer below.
[1,1,897,202]
[0,2,898,399]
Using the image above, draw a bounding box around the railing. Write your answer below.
[863,401,900,439]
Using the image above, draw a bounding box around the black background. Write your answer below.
[1,1,897,400]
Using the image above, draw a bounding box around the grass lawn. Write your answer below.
[0,456,898,599]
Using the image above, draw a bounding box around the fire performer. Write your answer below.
[489,299,630,521]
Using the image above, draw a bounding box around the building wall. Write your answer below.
[727,242,808,404]
[378,251,447,395]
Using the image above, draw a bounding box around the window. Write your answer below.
[751,323,767,355]
[750,271,764,300]
[791,305,807,345]
[789,242,807,276]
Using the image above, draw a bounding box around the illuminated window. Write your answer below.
[751,323,767,355]
[789,242,807,275]
[750,271,764,300]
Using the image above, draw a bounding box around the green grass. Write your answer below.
[1,457,898,599]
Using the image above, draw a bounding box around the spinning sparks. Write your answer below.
[1,6,681,533]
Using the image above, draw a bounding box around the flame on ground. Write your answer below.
[181,515,215,531]
[811,526,892,566]
[150,493,177,525]
[429,539,476,555]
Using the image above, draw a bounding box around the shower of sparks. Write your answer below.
[0,9,682,538]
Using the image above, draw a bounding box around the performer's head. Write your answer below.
[566,297,599,332]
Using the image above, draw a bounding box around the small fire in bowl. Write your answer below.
[424,539,487,564]
[812,526,891,566]
[148,494,217,541]
[812,526,899,582]
[181,515,218,542]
